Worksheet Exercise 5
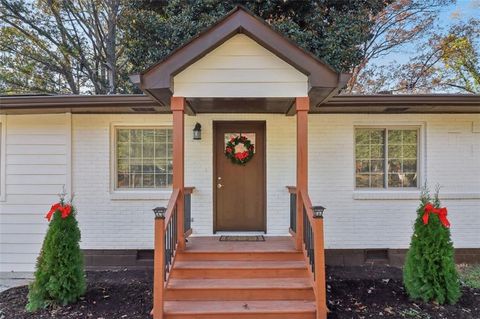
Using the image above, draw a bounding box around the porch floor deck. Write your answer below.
[185,236,296,252]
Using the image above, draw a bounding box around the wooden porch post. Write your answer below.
[313,217,327,319]
[171,96,185,250]
[153,213,165,319]
[295,97,309,250]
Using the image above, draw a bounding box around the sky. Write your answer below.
[375,0,480,67]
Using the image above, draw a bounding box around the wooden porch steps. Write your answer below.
[163,244,316,319]
[164,300,316,319]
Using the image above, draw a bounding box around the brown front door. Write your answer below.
[213,121,266,232]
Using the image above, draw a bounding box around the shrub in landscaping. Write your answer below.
[403,187,461,304]
[26,195,86,311]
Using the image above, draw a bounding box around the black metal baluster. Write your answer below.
[290,192,296,233]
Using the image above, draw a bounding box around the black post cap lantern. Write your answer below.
[312,206,326,218]
[193,122,202,140]
[153,206,166,219]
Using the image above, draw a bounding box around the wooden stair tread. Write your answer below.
[164,300,316,314]
[168,277,312,289]
[173,260,306,269]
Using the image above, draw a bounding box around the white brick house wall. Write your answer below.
[308,114,480,249]
[1,112,479,272]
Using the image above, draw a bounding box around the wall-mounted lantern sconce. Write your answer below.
[193,122,202,140]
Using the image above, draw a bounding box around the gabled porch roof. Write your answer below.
[130,6,350,114]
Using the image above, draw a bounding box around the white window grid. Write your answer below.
[355,127,420,189]
[114,127,173,190]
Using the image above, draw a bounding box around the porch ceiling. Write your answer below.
[185,97,295,114]
[130,6,350,113]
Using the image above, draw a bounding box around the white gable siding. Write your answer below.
[0,114,70,272]
[173,34,309,97]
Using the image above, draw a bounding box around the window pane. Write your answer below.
[370,145,384,159]
[144,143,154,158]
[130,159,142,173]
[116,127,173,189]
[403,130,417,144]
[403,145,417,158]
[388,130,402,144]
[155,159,167,174]
[388,145,402,158]
[131,129,143,143]
[388,174,402,187]
[143,159,154,173]
[356,174,370,188]
[404,173,417,187]
[355,129,370,145]
[143,174,154,188]
[117,129,130,142]
[388,159,401,173]
[118,174,129,188]
[131,143,142,158]
[117,143,129,159]
[403,159,417,173]
[355,145,369,158]
[371,160,384,173]
[117,159,129,173]
[355,128,385,188]
[356,160,370,173]
[132,174,142,188]
[370,130,385,145]
[371,174,385,188]
[387,129,418,188]
[143,129,154,143]
[155,143,167,158]
[155,174,167,188]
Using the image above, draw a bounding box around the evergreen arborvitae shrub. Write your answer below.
[26,197,86,311]
[403,187,461,304]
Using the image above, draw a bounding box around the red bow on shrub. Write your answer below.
[46,203,72,221]
[422,203,450,228]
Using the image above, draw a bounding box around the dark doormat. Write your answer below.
[219,235,265,242]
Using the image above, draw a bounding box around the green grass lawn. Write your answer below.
[458,264,480,289]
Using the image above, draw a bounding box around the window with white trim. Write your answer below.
[115,127,173,189]
[355,128,419,188]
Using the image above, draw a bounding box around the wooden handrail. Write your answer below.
[153,188,182,319]
[163,188,180,229]
[297,188,327,319]
[299,188,316,225]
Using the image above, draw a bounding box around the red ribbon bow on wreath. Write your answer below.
[45,203,72,221]
[422,202,450,228]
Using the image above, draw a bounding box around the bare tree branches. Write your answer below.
[347,0,452,92]
[0,0,126,94]
[354,18,479,94]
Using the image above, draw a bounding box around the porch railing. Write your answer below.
[286,186,327,319]
[151,188,179,319]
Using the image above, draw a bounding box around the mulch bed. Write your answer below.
[0,266,478,319]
